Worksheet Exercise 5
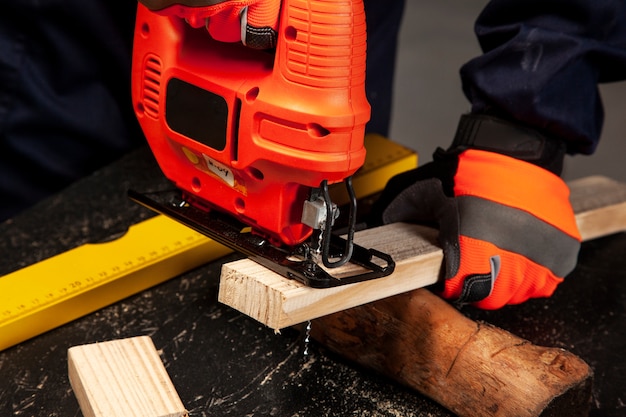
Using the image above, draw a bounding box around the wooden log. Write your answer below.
[218,175,626,329]
[68,336,188,417]
[310,289,593,417]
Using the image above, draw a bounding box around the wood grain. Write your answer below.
[569,175,626,240]
[311,289,593,417]
[219,175,626,329]
[68,336,187,417]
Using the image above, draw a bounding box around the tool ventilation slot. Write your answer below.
[142,55,162,119]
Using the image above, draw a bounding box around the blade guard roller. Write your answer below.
[131,0,370,246]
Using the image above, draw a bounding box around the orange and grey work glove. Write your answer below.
[138,0,281,49]
[371,114,582,309]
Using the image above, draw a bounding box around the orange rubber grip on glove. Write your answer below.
[375,142,581,310]
[453,149,580,240]
[443,149,581,309]
[138,0,281,45]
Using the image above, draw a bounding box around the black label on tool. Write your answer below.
[165,78,228,151]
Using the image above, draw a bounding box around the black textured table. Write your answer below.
[1,147,624,417]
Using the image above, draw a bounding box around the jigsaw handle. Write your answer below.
[235,0,371,181]
[278,0,368,90]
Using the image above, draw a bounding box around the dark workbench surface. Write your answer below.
[1,147,625,417]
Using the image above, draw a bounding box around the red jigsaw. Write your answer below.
[129,0,394,287]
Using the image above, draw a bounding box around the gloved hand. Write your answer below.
[371,114,582,309]
[139,0,281,49]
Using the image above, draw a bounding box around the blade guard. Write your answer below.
[131,0,370,246]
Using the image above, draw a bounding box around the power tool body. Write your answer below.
[129,0,394,287]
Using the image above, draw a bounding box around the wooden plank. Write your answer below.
[68,336,188,417]
[311,288,593,417]
[220,223,443,329]
[569,175,626,240]
[218,175,626,329]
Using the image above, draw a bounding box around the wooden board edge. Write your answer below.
[219,175,626,329]
[68,336,188,417]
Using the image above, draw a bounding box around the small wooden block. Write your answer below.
[218,175,626,329]
[68,336,187,417]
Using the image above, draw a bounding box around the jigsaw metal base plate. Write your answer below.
[128,189,395,288]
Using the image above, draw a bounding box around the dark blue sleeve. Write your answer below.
[0,1,142,221]
[460,0,626,155]
[363,0,406,137]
